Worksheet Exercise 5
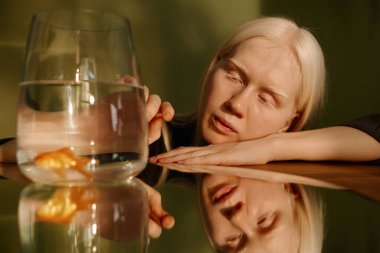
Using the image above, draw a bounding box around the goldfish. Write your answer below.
[36,186,98,224]
[33,147,94,179]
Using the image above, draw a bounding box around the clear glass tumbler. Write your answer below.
[16,10,148,184]
[18,178,149,253]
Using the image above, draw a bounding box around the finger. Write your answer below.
[148,117,163,144]
[160,102,175,122]
[149,150,199,163]
[144,85,149,102]
[148,187,164,217]
[151,146,213,163]
[152,146,204,159]
[161,214,175,230]
[148,219,162,239]
[123,75,138,84]
[146,94,162,122]
[116,75,138,84]
[176,154,220,165]
[146,187,175,229]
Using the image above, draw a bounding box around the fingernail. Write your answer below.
[158,158,168,163]
[164,111,172,118]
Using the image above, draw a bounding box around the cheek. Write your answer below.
[199,77,222,120]
[200,69,229,108]
[245,107,294,136]
[204,211,228,247]
[201,198,222,242]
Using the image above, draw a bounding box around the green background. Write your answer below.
[0,0,379,252]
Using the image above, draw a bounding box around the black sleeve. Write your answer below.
[137,134,167,186]
[343,114,380,142]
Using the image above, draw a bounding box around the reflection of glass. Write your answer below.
[198,174,323,253]
[16,10,147,184]
[18,178,149,253]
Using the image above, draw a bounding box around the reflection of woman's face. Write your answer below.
[200,174,299,253]
[199,37,300,144]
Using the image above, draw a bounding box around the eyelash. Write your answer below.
[225,69,277,107]
[258,213,276,228]
[258,93,276,107]
[227,73,243,85]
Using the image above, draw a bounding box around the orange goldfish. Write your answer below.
[34,147,94,179]
[36,186,98,224]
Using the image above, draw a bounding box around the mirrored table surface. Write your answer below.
[1,161,379,253]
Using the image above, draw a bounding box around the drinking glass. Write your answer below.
[18,178,149,253]
[16,10,148,184]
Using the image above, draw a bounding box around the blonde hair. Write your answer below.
[198,181,324,253]
[198,16,326,130]
[293,184,324,253]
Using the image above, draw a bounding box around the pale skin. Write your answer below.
[200,174,300,253]
[149,37,380,165]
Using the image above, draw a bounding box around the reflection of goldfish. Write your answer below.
[36,186,98,224]
[34,147,93,179]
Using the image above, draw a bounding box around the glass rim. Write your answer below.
[32,9,131,32]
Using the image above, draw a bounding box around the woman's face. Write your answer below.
[200,174,299,253]
[199,37,301,144]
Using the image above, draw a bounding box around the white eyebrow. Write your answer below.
[229,58,290,100]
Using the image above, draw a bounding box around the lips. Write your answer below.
[211,184,237,204]
[212,115,238,135]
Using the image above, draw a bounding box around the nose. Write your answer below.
[222,202,247,227]
[222,201,254,238]
[224,87,251,118]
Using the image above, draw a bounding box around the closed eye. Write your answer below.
[227,73,243,85]
[226,233,242,246]
[258,213,276,229]
[258,93,276,107]
[221,59,247,85]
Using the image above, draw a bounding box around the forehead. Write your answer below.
[228,37,301,93]
[230,37,296,64]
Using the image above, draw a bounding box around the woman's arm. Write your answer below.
[272,126,380,162]
[277,114,380,162]
[150,125,380,165]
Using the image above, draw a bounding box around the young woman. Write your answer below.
[143,17,377,251]
[148,17,379,165]
[0,16,378,244]
[199,174,323,253]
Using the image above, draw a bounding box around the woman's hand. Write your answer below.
[138,179,175,238]
[119,75,174,144]
[144,86,174,144]
[149,136,277,166]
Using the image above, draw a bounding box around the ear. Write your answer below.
[278,112,300,133]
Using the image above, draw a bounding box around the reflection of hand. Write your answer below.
[150,137,276,165]
[144,86,174,144]
[138,179,175,238]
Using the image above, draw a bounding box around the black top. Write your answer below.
[343,114,380,142]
